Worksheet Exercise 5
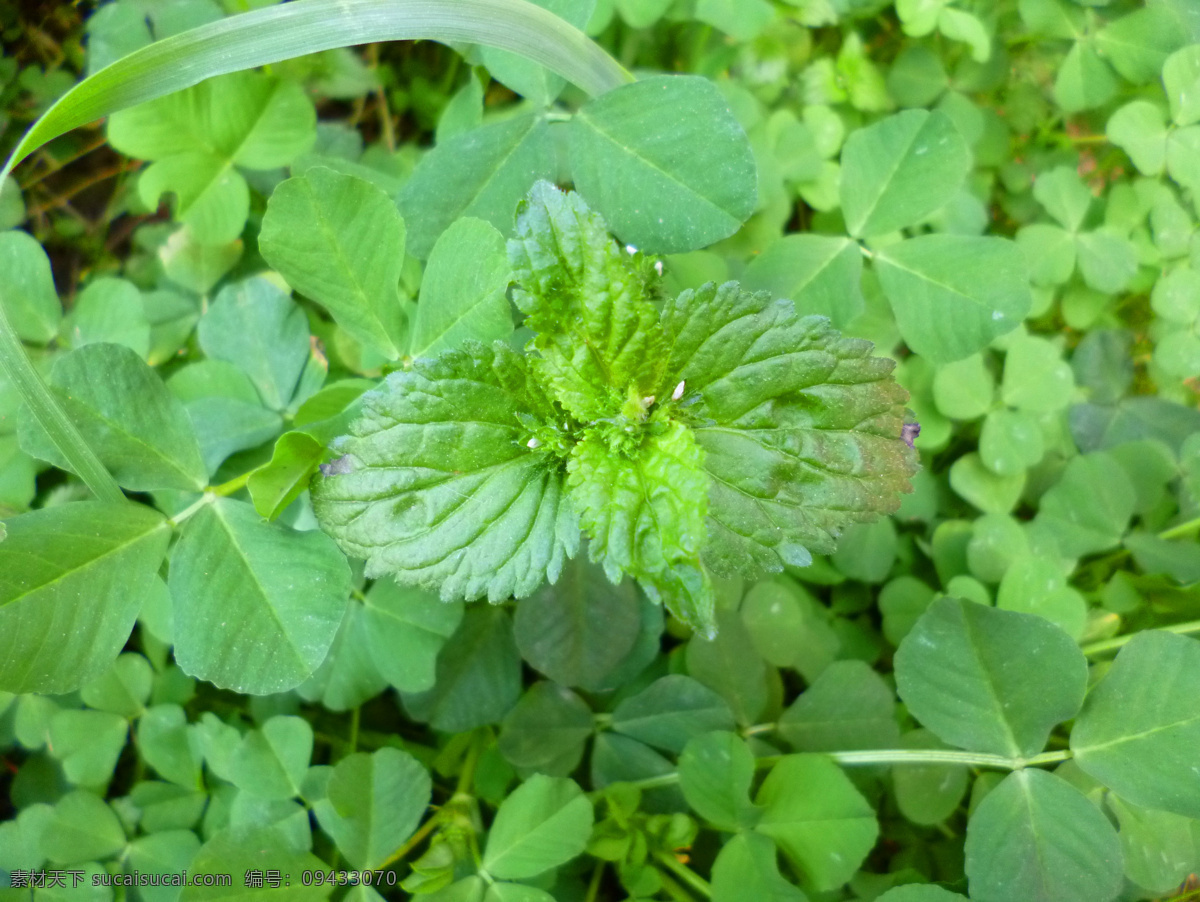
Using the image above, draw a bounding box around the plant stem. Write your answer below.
[1082,618,1200,657]
[381,812,442,867]
[348,706,361,754]
[830,749,1028,768]
[657,870,698,902]
[27,160,141,216]
[212,470,253,497]
[619,747,1073,796]
[584,862,605,902]
[20,132,108,189]
[654,852,711,899]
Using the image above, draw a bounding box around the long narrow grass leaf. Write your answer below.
[2,0,632,182]
[0,302,124,502]
[0,0,631,503]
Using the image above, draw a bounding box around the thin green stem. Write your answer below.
[617,747,1071,796]
[348,706,361,754]
[212,470,253,497]
[1025,750,1072,767]
[1082,618,1200,657]
[829,749,1026,769]
[657,871,698,902]
[654,852,711,899]
[584,862,605,902]
[381,812,442,867]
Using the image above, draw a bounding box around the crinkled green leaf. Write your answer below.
[313,341,579,602]
[661,281,916,578]
[509,180,665,420]
[567,422,713,635]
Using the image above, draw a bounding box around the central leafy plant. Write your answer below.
[313,182,918,635]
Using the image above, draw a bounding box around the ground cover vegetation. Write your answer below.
[0,0,1199,899]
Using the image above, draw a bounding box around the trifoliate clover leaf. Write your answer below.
[509,181,666,421]
[311,341,579,602]
[661,281,918,578]
[313,185,916,637]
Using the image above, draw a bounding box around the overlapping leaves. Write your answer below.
[313,183,916,635]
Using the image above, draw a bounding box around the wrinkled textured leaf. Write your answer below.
[662,281,916,577]
[568,423,713,634]
[509,180,665,420]
[313,342,579,602]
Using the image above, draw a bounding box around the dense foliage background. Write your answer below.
[1,0,1200,899]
